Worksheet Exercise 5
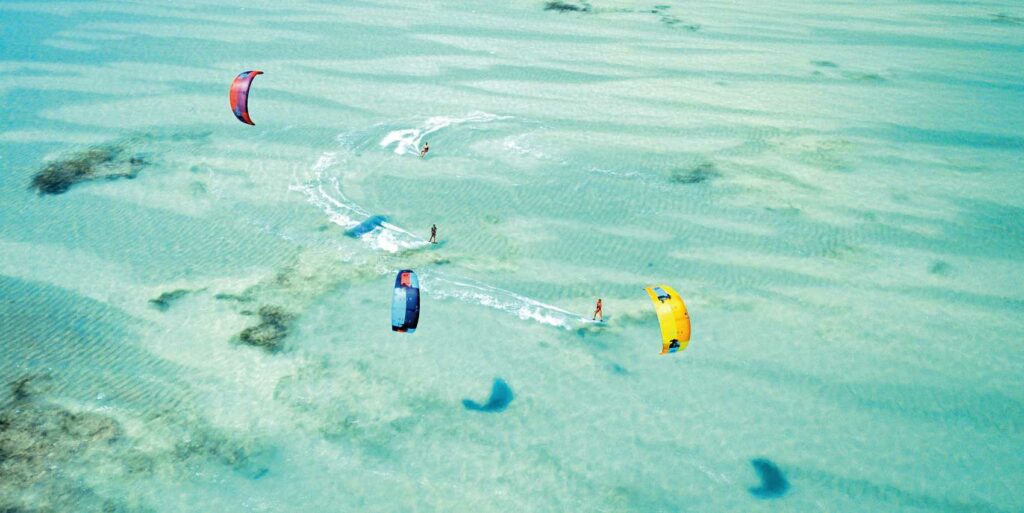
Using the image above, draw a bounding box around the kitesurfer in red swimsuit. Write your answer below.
[593,299,603,321]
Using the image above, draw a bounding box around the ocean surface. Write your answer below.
[2,1,1023,511]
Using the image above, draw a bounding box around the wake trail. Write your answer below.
[421,271,591,330]
[378,111,512,156]
[292,140,591,329]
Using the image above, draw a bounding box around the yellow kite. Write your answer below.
[644,285,691,355]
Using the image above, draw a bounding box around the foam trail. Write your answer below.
[421,271,589,330]
[295,146,589,329]
[501,130,567,165]
[289,151,366,229]
[379,111,510,155]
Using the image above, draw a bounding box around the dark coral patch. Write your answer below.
[929,261,951,276]
[671,162,720,184]
[30,145,146,195]
[237,305,295,352]
[991,13,1024,25]
[544,1,591,13]
[149,289,190,311]
[1,376,124,511]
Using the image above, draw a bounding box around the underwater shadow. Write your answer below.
[345,215,388,238]
[749,458,790,499]
[462,378,514,413]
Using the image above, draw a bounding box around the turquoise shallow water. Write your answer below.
[2,1,1023,511]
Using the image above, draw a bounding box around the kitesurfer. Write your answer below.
[420,142,430,158]
[593,299,603,321]
[429,224,438,244]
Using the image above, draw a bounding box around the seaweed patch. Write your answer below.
[171,420,274,480]
[658,16,700,31]
[608,363,629,375]
[671,162,720,184]
[841,71,885,82]
[1,373,271,510]
[809,61,885,83]
[30,145,147,195]
[652,6,700,30]
[544,1,592,12]
[9,374,52,402]
[149,289,191,311]
[928,260,951,276]
[0,376,128,512]
[991,13,1024,25]
[215,292,255,303]
[237,305,295,352]
[462,378,514,413]
[544,2,699,30]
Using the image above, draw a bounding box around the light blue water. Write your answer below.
[1,1,1023,511]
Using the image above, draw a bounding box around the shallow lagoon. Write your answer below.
[1,1,1023,511]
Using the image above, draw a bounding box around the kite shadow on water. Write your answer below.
[749,458,790,499]
[462,378,514,413]
[345,215,388,238]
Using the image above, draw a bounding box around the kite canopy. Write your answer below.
[229,70,263,125]
[644,285,691,354]
[391,269,420,333]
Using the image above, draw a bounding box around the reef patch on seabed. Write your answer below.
[841,72,886,82]
[463,378,514,413]
[0,376,146,513]
[748,458,790,499]
[671,162,721,184]
[991,13,1024,25]
[219,255,345,354]
[27,131,213,196]
[649,4,700,30]
[163,410,274,481]
[607,362,629,375]
[929,260,952,276]
[29,145,147,195]
[214,235,449,354]
[215,292,255,303]
[0,374,277,512]
[544,2,699,30]
[237,305,295,352]
[809,60,886,82]
[772,136,855,173]
[149,289,195,311]
[272,356,452,463]
[544,1,592,13]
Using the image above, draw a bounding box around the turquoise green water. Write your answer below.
[2,1,1023,511]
